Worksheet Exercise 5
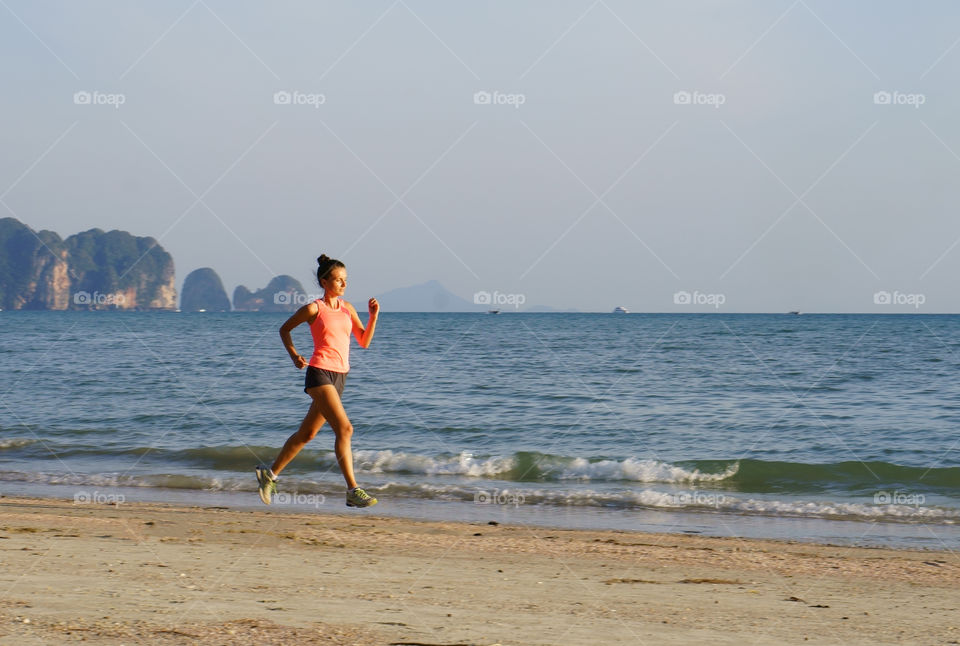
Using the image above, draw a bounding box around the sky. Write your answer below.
[2,1,960,312]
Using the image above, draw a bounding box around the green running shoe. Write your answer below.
[255,465,277,505]
[346,487,377,508]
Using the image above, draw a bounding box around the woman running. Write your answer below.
[256,254,380,508]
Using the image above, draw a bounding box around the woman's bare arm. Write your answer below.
[279,302,318,368]
[347,298,379,348]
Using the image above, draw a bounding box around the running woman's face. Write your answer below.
[322,267,347,296]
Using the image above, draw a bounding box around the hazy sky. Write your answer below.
[2,1,960,312]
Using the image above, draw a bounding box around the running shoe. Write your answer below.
[255,465,277,505]
[346,487,377,508]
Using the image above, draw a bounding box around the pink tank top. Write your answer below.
[307,298,353,373]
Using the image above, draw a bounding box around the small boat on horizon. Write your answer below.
[487,309,500,314]
[788,311,801,315]
[612,306,629,314]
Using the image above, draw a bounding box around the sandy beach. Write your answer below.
[0,496,957,645]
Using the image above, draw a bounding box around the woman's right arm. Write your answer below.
[279,302,318,369]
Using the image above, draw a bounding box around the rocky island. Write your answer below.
[0,217,176,310]
[233,275,308,312]
[180,268,231,312]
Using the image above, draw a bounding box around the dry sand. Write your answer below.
[0,496,957,645]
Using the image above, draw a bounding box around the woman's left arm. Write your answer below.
[348,298,379,348]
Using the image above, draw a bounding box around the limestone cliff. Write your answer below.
[181,268,231,312]
[233,275,308,312]
[0,217,176,310]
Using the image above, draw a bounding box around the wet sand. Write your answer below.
[0,496,957,645]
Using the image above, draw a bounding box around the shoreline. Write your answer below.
[1,482,956,552]
[1,495,957,645]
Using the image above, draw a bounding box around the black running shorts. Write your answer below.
[304,366,347,396]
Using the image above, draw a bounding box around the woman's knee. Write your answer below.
[295,425,321,443]
[334,420,353,438]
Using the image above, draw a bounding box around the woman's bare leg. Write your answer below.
[270,396,326,476]
[307,384,358,489]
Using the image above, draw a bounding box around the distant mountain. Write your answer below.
[0,217,176,310]
[181,268,230,312]
[233,275,308,312]
[375,280,484,312]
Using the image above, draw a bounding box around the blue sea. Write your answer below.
[2,311,959,549]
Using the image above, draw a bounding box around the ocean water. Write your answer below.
[2,311,959,548]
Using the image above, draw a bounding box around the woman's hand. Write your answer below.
[368,297,379,317]
[292,354,307,369]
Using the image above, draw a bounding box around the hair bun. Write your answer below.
[317,254,330,265]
